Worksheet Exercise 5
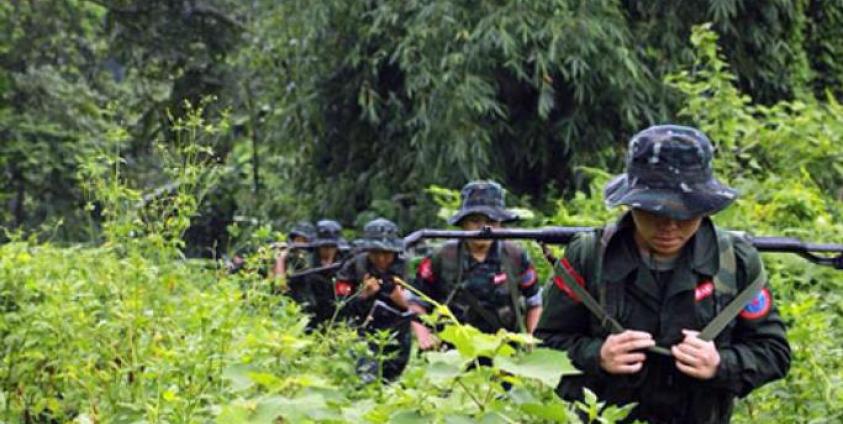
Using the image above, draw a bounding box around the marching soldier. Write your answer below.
[334,218,412,382]
[408,181,543,350]
[536,125,791,423]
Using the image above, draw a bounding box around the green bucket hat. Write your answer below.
[604,124,738,220]
[448,180,519,225]
[358,218,403,253]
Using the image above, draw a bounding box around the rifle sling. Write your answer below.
[699,269,767,341]
[552,259,767,356]
[442,242,513,333]
[552,260,673,356]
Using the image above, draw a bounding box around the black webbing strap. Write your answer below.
[552,260,673,356]
[699,269,767,341]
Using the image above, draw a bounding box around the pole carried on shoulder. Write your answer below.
[402,227,843,269]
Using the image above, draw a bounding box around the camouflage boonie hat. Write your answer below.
[312,219,348,248]
[604,125,738,220]
[288,220,316,241]
[358,218,403,253]
[448,180,519,225]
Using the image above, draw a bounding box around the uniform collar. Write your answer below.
[602,212,719,284]
[459,240,501,267]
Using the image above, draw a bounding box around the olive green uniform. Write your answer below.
[536,213,791,423]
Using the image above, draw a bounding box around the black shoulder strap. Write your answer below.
[551,227,673,356]
[698,231,767,341]
[500,241,526,333]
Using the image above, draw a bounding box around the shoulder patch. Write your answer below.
[739,288,772,320]
[520,266,537,288]
[335,280,353,297]
[553,258,585,303]
[418,257,435,281]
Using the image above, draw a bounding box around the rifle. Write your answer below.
[402,227,843,269]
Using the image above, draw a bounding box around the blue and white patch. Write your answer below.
[739,288,772,320]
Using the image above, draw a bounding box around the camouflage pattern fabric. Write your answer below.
[449,180,519,225]
[604,125,738,220]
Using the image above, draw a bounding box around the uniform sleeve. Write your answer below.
[516,248,542,308]
[534,234,606,376]
[334,259,372,322]
[409,252,449,310]
[706,237,791,397]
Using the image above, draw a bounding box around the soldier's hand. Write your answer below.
[411,322,440,351]
[599,330,655,374]
[672,329,720,380]
[360,274,381,299]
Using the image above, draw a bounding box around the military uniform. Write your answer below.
[413,240,541,333]
[536,125,791,423]
[334,218,412,382]
[288,250,347,329]
[410,181,542,333]
[409,181,542,335]
[288,220,345,329]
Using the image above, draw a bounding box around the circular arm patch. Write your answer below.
[739,288,772,320]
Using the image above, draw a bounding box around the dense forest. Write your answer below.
[3,0,843,252]
[1,1,843,422]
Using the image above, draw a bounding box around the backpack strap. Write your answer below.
[698,231,766,341]
[500,241,526,334]
[551,226,673,356]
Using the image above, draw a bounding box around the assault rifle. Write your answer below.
[402,227,843,269]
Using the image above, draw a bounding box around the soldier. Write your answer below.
[271,220,316,282]
[334,218,412,383]
[409,181,543,351]
[287,220,346,329]
[535,125,791,423]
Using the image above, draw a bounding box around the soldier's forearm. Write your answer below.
[408,302,428,315]
[525,306,542,334]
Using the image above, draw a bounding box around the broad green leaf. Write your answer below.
[389,409,428,424]
[496,348,580,387]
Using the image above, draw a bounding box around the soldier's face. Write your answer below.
[368,250,396,272]
[631,209,703,257]
[291,235,308,244]
[461,214,501,249]
[318,246,338,261]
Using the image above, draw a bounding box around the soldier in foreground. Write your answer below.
[536,125,791,423]
[334,218,412,382]
[409,181,542,350]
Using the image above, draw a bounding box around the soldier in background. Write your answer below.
[334,218,412,383]
[409,181,542,350]
[285,220,347,329]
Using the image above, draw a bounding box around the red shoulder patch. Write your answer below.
[418,257,434,282]
[335,280,353,296]
[553,258,585,303]
[739,288,772,320]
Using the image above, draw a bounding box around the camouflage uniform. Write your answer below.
[536,125,791,423]
[410,181,541,334]
[334,218,412,382]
